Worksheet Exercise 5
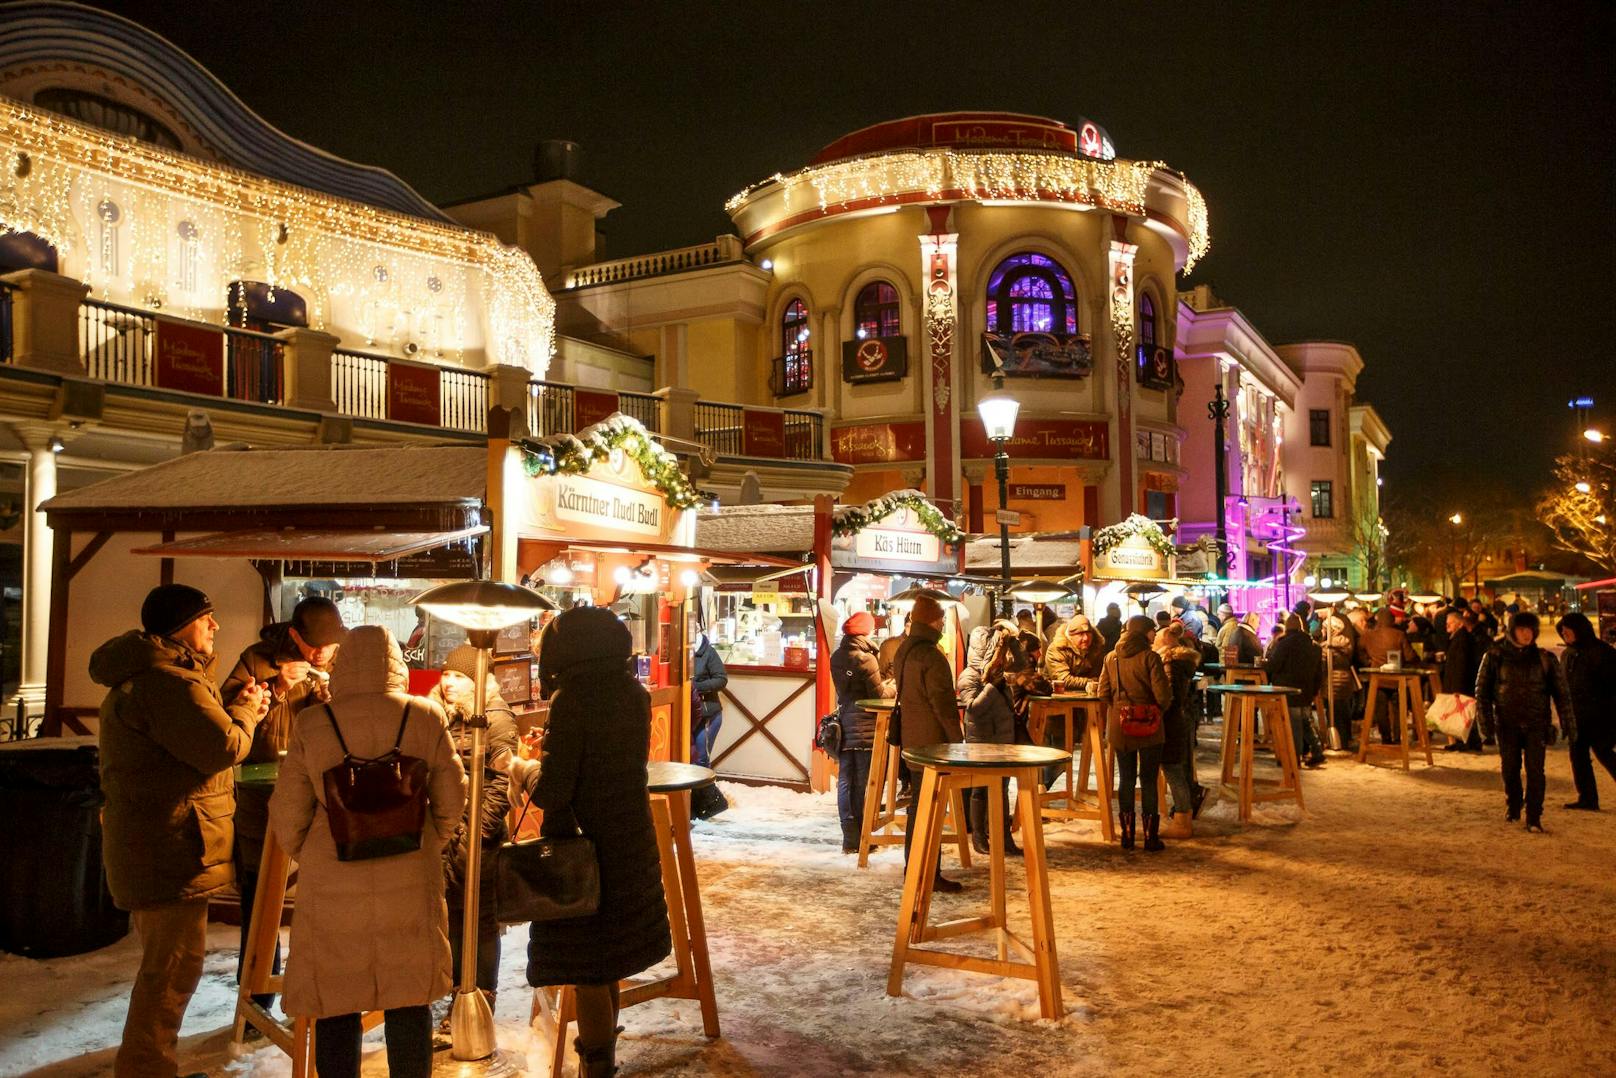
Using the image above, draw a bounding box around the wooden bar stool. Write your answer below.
[854,702,971,870]
[1356,669,1435,769]
[889,743,1071,1020]
[1026,694,1114,841]
[1207,685,1305,822]
[231,763,381,1077]
[533,762,721,1077]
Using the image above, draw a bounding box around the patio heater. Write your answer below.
[1309,589,1352,743]
[412,580,556,1064]
[977,377,1021,616]
[1008,578,1076,643]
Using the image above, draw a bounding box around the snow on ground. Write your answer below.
[4,737,1614,1077]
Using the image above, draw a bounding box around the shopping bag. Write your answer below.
[1425,693,1477,739]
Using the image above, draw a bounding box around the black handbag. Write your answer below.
[320,703,430,863]
[494,790,601,924]
[815,713,844,754]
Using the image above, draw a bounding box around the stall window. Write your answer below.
[1310,409,1331,446]
[775,297,812,395]
[854,280,901,339]
[985,252,1078,335]
[1310,480,1334,519]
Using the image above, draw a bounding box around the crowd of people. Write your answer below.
[91,585,666,1078]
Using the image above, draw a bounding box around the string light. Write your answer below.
[727,149,1210,272]
[0,99,555,372]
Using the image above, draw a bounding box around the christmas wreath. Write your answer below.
[1092,514,1176,558]
[519,413,702,509]
[833,488,964,545]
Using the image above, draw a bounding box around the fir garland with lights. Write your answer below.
[1092,514,1176,558]
[833,488,964,545]
[519,414,702,509]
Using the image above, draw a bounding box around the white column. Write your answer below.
[11,426,62,717]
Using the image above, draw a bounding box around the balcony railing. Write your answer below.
[0,280,13,365]
[224,325,284,405]
[331,347,488,433]
[526,382,662,437]
[619,390,660,432]
[564,236,744,288]
[769,351,813,397]
[81,297,154,385]
[693,401,823,461]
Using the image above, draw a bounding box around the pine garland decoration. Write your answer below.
[1092,513,1175,557]
[832,488,964,545]
[519,413,702,510]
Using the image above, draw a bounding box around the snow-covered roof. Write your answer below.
[696,504,815,555]
[42,445,487,513]
[964,533,1085,573]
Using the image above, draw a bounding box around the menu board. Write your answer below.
[495,620,531,656]
[493,658,533,705]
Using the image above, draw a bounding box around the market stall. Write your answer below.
[695,490,965,790]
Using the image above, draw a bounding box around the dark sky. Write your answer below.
[97,0,1614,500]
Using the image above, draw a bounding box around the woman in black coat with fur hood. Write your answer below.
[503,607,671,1076]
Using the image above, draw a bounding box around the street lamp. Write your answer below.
[977,376,1020,616]
[1449,512,1463,525]
[411,580,555,1063]
[1587,429,1607,444]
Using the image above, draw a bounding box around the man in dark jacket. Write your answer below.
[220,596,345,1009]
[829,612,894,852]
[1476,611,1575,832]
[1096,603,1124,653]
[92,584,266,1077]
[1556,612,1616,810]
[1440,609,1485,753]
[894,594,965,892]
[430,644,519,1015]
[691,632,729,819]
[1266,613,1326,766]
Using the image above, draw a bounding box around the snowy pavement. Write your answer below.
[3,739,1613,1076]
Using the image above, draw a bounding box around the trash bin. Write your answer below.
[0,738,129,958]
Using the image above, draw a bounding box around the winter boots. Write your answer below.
[1119,811,1136,850]
[1143,813,1165,852]
[575,1036,618,1077]
[969,789,1022,857]
[1161,811,1193,839]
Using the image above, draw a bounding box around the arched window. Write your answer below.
[1139,293,1156,351]
[985,252,1078,335]
[775,297,812,395]
[1135,291,1173,388]
[854,280,900,339]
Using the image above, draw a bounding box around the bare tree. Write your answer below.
[1537,444,1616,574]
[1383,498,1499,596]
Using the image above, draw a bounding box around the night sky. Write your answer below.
[95,0,1614,501]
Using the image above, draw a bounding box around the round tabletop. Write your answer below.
[901,743,1071,770]
[1205,662,1266,671]
[1027,693,1102,702]
[1357,667,1428,677]
[856,699,896,710]
[1203,683,1298,695]
[647,761,716,793]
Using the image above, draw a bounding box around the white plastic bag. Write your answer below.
[1426,693,1477,739]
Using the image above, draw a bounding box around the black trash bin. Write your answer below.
[0,738,129,958]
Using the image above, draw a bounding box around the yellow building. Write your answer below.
[551,112,1208,524]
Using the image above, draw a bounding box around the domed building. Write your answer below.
[557,111,1209,529]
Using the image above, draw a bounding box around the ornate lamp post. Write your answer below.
[977,376,1021,616]
[412,580,555,1064]
[1208,381,1232,583]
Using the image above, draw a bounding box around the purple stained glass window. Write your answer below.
[986,252,1078,335]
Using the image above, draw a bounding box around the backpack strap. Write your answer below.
[318,703,352,758]
[393,700,413,751]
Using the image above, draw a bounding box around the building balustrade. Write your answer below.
[564,235,745,288]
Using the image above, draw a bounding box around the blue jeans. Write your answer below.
[692,710,721,768]
[836,748,873,847]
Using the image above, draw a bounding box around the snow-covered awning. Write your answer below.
[128,526,489,563]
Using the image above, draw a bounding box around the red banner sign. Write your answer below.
[387,362,441,427]
[154,318,224,396]
[830,421,928,465]
[961,417,1109,461]
[574,389,620,430]
[741,409,786,458]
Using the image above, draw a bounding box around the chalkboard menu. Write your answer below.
[495,620,531,655]
[493,658,533,705]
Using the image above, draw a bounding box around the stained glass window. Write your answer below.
[854,281,900,339]
[778,298,812,395]
[986,252,1078,334]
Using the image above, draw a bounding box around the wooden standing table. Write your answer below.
[534,762,721,1077]
[1356,668,1436,769]
[853,700,970,870]
[1205,662,1270,685]
[889,743,1072,1020]
[1206,684,1306,822]
[1025,694,1114,841]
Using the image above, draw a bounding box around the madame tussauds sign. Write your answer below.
[553,474,664,537]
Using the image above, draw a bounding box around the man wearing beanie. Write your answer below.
[90,584,267,1077]
[893,593,966,893]
[219,595,346,1012]
[1476,611,1576,832]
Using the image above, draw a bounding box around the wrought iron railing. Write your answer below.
[693,400,743,456]
[691,401,824,460]
[619,390,661,432]
[769,351,813,397]
[80,298,155,385]
[783,409,824,460]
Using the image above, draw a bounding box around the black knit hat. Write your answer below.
[291,596,347,647]
[441,644,482,680]
[1509,610,1540,636]
[540,606,632,683]
[141,584,213,637]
